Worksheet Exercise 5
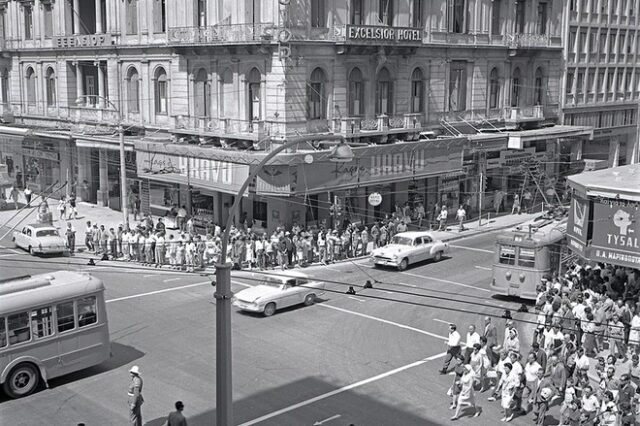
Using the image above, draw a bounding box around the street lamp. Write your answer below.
[75,95,129,229]
[215,135,354,426]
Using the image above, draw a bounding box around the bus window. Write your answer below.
[8,312,31,345]
[518,248,536,268]
[56,301,75,333]
[77,296,97,327]
[499,245,516,265]
[31,307,54,339]
[0,317,6,347]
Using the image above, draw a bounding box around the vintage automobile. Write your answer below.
[371,231,449,271]
[232,271,326,317]
[13,223,69,255]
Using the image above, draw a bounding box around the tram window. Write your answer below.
[0,317,6,348]
[499,245,516,265]
[518,248,536,268]
[8,312,31,345]
[56,301,75,333]
[77,296,97,327]
[31,307,54,339]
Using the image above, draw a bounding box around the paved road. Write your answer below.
[0,229,553,426]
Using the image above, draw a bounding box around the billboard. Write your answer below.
[566,197,589,255]
[588,200,640,268]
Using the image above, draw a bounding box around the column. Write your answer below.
[95,0,103,33]
[75,62,84,104]
[73,0,80,34]
[97,149,109,206]
[96,62,105,108]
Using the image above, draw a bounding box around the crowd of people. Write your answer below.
[443,263,640,424]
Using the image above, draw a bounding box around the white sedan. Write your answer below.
[371,231,449,271]
[233,271,326,317]
[13,224,69,255]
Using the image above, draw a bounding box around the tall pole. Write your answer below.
[478,170,483,227]
[118,123,129,229]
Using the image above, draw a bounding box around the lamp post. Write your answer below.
[215,134,354,426]
[75,95,129,229]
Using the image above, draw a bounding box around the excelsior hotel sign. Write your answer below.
[346,25,422,43]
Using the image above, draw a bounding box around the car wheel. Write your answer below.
[397,258,408,271]
[3,363,40,399]
[263,303,277,317]
[304,294,316,306]
[434,251,443,262]
[28,246,35,255]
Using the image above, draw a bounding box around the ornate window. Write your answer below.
[25,67,36,106]
[24,4,33,40]
[376,67,393,115]
[46,68,56,107]
[348,67,364,116]
[489,68,500,109]
[534,67,544,105]
[154,67,168,114]
[311,0,326,28]
[410,68,424,113]
[247,68,261,121]
[126,0,138,35]
[511,67,522,107]
[449,61,467,112]
[379,0,394,26]
[153,0,166,33]
[127,68,140,113]
[194,68,209,117]
[308,68,326,119]
[351,0,364,25]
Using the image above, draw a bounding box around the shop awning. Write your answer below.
[568,163,640,201]
[75,135,135,152]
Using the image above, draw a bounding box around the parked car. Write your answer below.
[232,271,326,317]
[13,224,68,255]
[371,231,449,271]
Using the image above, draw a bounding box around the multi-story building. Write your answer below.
[562,0,640,168]
[0,0,593,232]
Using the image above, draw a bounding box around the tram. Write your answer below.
[491,211,568,299]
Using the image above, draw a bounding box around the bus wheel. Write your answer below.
[3,363,41,398]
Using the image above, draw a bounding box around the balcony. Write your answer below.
[167,23,276,45]
[173,116,268,141]
[331,114,423,136]
[64,105,121,124]
[503,33,562,49]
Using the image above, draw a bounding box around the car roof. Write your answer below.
[393,231,436,239]
[26,223,57,229]
[258,271,310,280]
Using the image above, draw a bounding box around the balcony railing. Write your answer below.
[331,114,423,135]
[503,33,562,49]
[167,23,276,45]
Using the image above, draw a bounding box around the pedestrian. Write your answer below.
[532,368,553,425]
[511,194,521,215]
[24,186,33,206]
[483,317,498,366]
[441,324,464,374]
[127,365,144,426]
[108,228,117,259]
[177,205,187,231]
[99,225,109,255]
[416,202,425,228]
[92,224,101,254]
[68,194,78,219]
[451,364,481,420]
[523,189,532,213]
[57,196,67,220]
[456,205,466,232]
[437,205,448,231]
[133,195,141,222]
[155,232,166,267]
[166,400,188,426]
[65,222,76,254]
[84,221,94,252]
[9,184,19,209]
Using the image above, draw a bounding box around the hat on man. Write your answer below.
[129,365,140,375]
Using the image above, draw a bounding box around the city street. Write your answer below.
[0,227,548,426]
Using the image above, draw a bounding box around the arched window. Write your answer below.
[220,68,233,118]
[154,67,168,114]
[45,68,56,107]
[308,67,326,120]
[489,68,500,109]
[376,67,393,115]
[127,68,140,113]
[534,67,544,106]
[410,68,424,113]
[348,67,363,116]
[25,67,36,106]
[511,67,522,107]
[247,68,261,121]
[194,68,209,117]
[1,69,9,105]
[126,0,138,35]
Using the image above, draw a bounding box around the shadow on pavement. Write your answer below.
[144,377,445,426]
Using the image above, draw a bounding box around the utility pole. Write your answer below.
[119,123,129,229]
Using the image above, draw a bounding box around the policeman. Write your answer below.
[127,365,144,426]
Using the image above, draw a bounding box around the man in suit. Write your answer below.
[547,355,566,397]
[483,316,498,365]
[533,368,554,425]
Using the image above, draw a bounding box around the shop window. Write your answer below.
[518,247,536,267]
[410,68,424,113]
[489,67,500,109]
[43,3,53,38]
[8,312,30,345]
[154,67,168,115]
[376,67,394,115]
[499,245,516,265]
[31,307,54,339]
[351,0,363,25]
[448,61,467,112]
[311,0,325,28]
[46,68,56,107]
[491,0,501,35]
[196,0,207,27]
[348,67,363,116]
[56,301,75,333]
[534,67,544,105]
[247,68,261,121]
[379,0,394,26]
[24,4,33,40]
[253,200,267,223]
[411,0,422,28]
[536,1,548,35]
[194,68,209,118]
[511,67,522,107]
[77,296,97,327]
[126,0,138,35]
[515,0,526,33]
[25,67,36,106]
[153,0,166,33]
[127,67,140,113]
[308,67,326,120]
[305,194,319,223]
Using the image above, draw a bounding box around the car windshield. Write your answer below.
[36,229,59,237]
[390,236,413,246]
[259,276,284,288]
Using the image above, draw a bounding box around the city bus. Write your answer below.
[0,271,110,398]
[491,213,568,300]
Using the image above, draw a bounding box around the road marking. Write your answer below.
[238,351,447,426]
[449,244,494,254]
[348,296,366,302]
[143,274,157,278]
[106,281,210,303]
[319,304,448,341]
[0,253,18,257]
[314,414,341,425]
[163,277,182,283]
[375,289,395,295]
[396,271,492,293]
[399,282,418,288]
[433,318,452,325]
[474,266,492,271]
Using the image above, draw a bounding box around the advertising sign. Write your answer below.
[566,196,589,255]
[368,192,382,207]
[589,200,640,268]
[346,25,422,43]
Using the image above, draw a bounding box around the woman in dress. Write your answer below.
[500,363,517,422]
[451,365,480,420]
[503,328,520,355]
[628,307,640,356]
